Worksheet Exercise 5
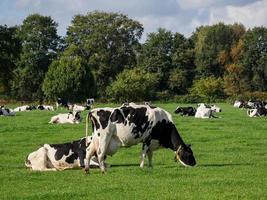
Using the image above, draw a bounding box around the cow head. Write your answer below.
[74,111,81,123]
[175,144,196,167]
[174,107,182,114]
[211,105,221,112]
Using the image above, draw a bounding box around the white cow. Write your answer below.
[37,105,54,111]
[72,104,87,112]
[49,111,81,124]
[195,103,221,118]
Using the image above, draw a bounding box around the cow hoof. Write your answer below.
[84,168,89,174]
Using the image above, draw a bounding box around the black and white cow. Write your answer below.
[174,106,196,116]
[49,111,82,124]
[195,103,221,118]
[25,137,103,171]
[56,98,69,109]
[86,98,95,109]
[0,107,15,116]
[37,105,54,111]
[14,105,36,112]
[247,107,267,117]
[84,103,196,173]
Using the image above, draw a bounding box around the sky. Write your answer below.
[0,0,267,41]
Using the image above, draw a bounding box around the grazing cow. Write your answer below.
[86,98,95,109]
[84,103,196,173]
[0,107,15,116]
[56,98,69,109]
[195,103,221,118]
[49,111,81,124]
[25,137,104,171]
[14,105,36,112]
[37,105,54,111]
[247,107,267,117]
[174,106,196,116]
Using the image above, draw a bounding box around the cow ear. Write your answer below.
[110,109,125,123]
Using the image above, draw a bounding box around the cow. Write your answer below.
[25,137,105,171]
[56,98,69,110]
[247,107,267,117]
[195,103,221,118]
[0,107,15,116]
[49,111,81,124]
[84,103,196,174]
[14,105,36,112]
[174,106,196,116]
[86,98,95,109]
[234,100,245,108]
[70,104,88,112]
[37,105,54,111]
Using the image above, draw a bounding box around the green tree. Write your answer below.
[66,11,143,96]
[0,25,21,93]
[138,28,173,91]
[42,45,95,101]
[241,27,267,91]
[10,14,59,100]
[194,23,245,78]
[106,68,158,102]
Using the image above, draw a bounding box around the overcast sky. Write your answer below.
[0,0,267,41]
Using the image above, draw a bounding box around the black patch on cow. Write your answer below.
[97,132,100,136]
[38,105,45,110]
[150,119,185,151]
[50,138,87,166]
[97,110,111,129]
[0,110,3,115]
[110,109,125,123]
[121,106,150,139]
[91,115,100,130]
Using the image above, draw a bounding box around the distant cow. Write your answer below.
[70,104,89,112]
[49,111,81,124]
[37,105,54,111]
[234,100,245,108]
[0,107,15,116]
[14,105,36,112]
[195,103,221,118]
[56,98,69,109]
[25,137,104,171]
[247,107,267,117]
[174,106,196,116]
[84,103,196,174]
[86,98,95,108]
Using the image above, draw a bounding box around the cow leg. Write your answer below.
[97,132,113,173]
[84,143,96,173]
[140,143,149,168]
[147,149,153,168]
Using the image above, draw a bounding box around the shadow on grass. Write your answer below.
[110,163,141,168]
[198,163,253,167]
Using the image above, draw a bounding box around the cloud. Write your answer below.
[209,0,267,28]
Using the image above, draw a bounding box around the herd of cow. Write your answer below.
[1,98,265,173]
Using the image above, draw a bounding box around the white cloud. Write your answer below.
[177,0,214,9]
[209,0,267,28]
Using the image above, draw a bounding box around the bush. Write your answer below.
[190,76,225,101]
[106,68,158,102]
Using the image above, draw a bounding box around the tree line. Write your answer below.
[0,11,267,103]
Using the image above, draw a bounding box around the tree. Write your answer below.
[241,27,267,91]
[0,25,21,93]
[106,68,158,102]
[10,14,59,101]
[42,45,95,101]
[194,23,245,78]
[138,28,173,91]
[66,11,143,96]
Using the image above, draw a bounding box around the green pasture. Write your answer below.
[0,103,266,199]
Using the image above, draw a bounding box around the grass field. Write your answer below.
[0,103,266,200]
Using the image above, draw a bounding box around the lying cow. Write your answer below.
[37,105,54,111]
[233,100,245,108]
[174,106,196,116]
[69,104,89,112]
[0,107,15,116]
[247,107,267,117]
[195,103,221,118]
[84,103,196,174]
[56,98,69,110]
[49,111,81,124]
[86,98,95,108]
[14,105,36,112]
[25,137,104,171]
